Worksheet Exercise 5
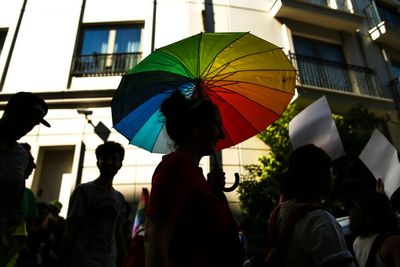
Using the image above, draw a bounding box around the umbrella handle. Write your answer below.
[222,173,240,192]
[212,152,240,192]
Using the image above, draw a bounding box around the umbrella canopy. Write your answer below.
[112,32,296,153]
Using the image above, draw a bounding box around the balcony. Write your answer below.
[290,53,382,97]
[269,0,364,32]
[365,2,400,49]
[71,52,142,77]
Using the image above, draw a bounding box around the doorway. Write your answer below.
[33,146,75,204]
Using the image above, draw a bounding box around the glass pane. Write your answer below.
[307,0,328,7]
[319,43,344,62]
[81,29,109,55]
[293,36,316,57]
[115,28,141,53]
[294,36,344,62]
[377,5,400,28]
[392,61,400,77]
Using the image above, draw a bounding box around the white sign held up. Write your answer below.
[289,96,345,160]
[359,129,400,199]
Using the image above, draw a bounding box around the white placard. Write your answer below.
[289,96,345,160]
[359,129,400,199]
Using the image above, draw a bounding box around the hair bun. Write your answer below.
[160,90,187,119]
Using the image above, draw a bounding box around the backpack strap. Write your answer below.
[365,231,398,267]
[267,203,320,251]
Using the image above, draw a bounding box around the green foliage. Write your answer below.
[257,103,298,179]
[237,165,279,223]
[330,104,380,213]
[334,103,380,156]
[238,103,299,232]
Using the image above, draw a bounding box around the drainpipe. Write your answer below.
[0,0,28,91]
[202,1,240,190]
[151,0,157,52]
[202,0,215,32]
[67,0,86,89]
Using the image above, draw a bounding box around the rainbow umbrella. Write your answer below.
[112,32,296,153]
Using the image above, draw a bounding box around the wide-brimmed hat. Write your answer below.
[5,92,50,127]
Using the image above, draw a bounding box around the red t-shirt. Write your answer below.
[147,150,242,267]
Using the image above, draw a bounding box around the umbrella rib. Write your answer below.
[203,47,290,78]
[200,32,249,78]
[207,84,280,135]
[197,33,203,77]
[206,69,296,90]
[156,50,196,79]
[129,71,195,95]
[149,119,166,152]
[209,68,297,80]
[208,80,295,97]
[207,81,292,120]
[204,70,296,95]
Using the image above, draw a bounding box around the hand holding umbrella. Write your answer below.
[210,153,240,192]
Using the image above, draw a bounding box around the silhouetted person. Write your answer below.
[145,91,242,267]
[61,141,128,267]
[36,200,65,266]
[275,144,356,267]
[0,92,50,266]
[19,143,39,233]
[350,190,400,267]
[15,143,39,266]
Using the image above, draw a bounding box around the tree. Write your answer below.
[237,104,299,253]
[238,103,298,224]
[330,104,380,213]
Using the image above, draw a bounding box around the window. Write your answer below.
[293,36,351,91]
[390,61,400,102]
[377,4,400,29]
[392,61,400,78]
[0,29,8,55]
[294,36,345,62]
[72,24,142,76]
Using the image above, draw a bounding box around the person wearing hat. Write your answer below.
[37,200,65,266]
[0,92,50,265]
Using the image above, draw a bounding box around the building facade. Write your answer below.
[0,0,399,217]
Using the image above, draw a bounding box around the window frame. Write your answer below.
[72,22,143,77]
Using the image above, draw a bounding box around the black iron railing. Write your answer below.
[290,53,381,97]
[71,52,142,77]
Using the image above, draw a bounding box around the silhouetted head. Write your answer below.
[280,144,332,203]
[49,200,63,215]
[349,191,398,236]
[1,92,50,141]
[95,141,125,161]
[160,90,224,155]
[95,141,125,178]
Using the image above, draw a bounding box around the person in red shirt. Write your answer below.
[145,91,242,267]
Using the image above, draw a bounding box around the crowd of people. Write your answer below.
[1,91,399,267]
